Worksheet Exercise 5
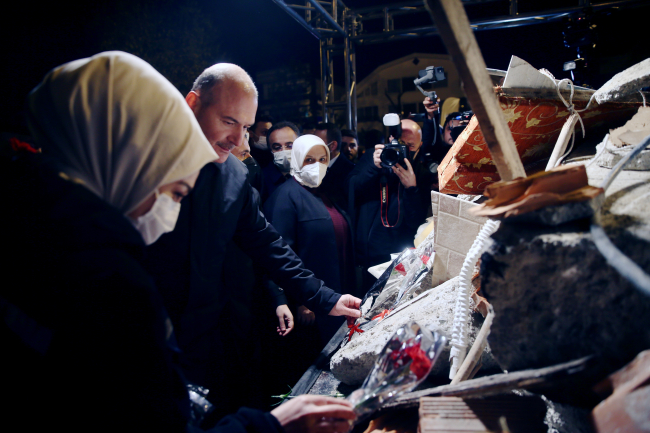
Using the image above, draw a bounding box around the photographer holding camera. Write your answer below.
[347,118,433,292]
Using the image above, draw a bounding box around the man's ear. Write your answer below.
[186,91,200,113]
[329,140,338,153]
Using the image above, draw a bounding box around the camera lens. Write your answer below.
[380,148,399,167]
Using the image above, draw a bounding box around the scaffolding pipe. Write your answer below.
[344,15,352,129]
[307,0,345,36]
[271,0,321,39]
[320,40,329,122]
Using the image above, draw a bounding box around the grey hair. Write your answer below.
[191,63,258,105]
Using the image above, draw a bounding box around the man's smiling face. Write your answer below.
[187,80,257,163]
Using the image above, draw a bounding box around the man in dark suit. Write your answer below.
[313,122,355,212]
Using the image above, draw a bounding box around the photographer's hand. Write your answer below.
[393,158,416,188]
[373,144,384,169]
[423,97,439,120]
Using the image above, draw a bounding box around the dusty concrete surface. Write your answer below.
[593,58,650,104]
[331,277,499,385]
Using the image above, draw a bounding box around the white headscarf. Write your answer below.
[27,51,217,215]
[290,134,330,187]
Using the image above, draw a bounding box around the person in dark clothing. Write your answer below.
[232,130,266,195]
[147,63,361,424]
[264,135,356,339]
[249,114,274,168]
[314,122,355,212]
[261,121,299,203]
[347,119,433,292]
[1,51,356,433]
[341,128,359,163]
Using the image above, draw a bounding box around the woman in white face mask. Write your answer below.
[2,51,220,431]
[263,134,355,345]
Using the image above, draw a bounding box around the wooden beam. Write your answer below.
[424,0,526,181]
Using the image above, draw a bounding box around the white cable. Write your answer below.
[449,219,501,380]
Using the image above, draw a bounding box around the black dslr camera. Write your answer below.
[450,111,474,143]
[380,113,407,169]
[414,66,446,100]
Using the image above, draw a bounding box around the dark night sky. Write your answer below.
[2,0,648,133]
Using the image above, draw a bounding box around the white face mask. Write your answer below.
[252,135,267,150]
[294,162,328,187]
[131,191,181,245]
[273,149,292,174]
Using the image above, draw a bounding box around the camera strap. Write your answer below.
[380,174,401,228]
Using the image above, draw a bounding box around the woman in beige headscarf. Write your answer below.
[2,51,355,433]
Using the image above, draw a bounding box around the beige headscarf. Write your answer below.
[27,51,217,215]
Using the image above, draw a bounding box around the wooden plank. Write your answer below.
[424,0,526,181]
[419,395,547,433]
[381,356,593,410]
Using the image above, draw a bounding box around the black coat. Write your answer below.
[1,149,281,433]
[320,154,355,212]
[263,177,355,342]
[347,151,432,268]
[147,156,340,418]
[264,177,354,295]
[261,162,287,203]
[422,116,451,165]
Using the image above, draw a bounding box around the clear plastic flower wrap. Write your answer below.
[346,321,447,422]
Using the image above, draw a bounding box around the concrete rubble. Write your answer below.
[330,276,499,385]
[593,57,650,104]
[596,107,650,170]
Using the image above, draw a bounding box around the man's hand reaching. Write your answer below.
[328,294,361,320]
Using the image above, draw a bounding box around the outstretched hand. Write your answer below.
[271,395,356,433]
[328,294,361,319]
[276,304,294,336]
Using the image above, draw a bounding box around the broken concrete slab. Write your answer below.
[609,106,650,148]
[480,217,650,377]
[330,277,499,385]
[593,58,650,104]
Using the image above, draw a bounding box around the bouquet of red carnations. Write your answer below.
[346,321,446,421]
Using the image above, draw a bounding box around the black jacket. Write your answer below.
[147,156,340,417]
[320,154,355,212]
[1,149,282,433]
[347,151,432,268]
[261,162,288,203]
[264,177,354,295]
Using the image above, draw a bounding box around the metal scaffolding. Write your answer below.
[271,0,647,130]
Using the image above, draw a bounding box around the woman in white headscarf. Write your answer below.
[263,134,354,344]
[1,53,355,433]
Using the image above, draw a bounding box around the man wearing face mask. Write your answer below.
[147,64,362,425]
[314,122,355,212]
[347,119,434,293]
[261,121,299,203]
[249,114,274,168]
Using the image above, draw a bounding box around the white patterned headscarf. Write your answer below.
[27,51,217,214]
[290,134,330,175]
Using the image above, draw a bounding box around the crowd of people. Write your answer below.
[1,51,460,433]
